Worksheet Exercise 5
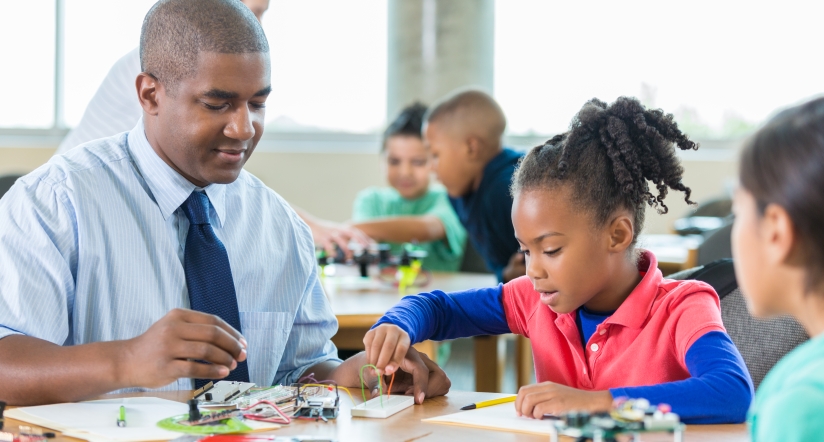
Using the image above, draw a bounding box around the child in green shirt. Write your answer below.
[732,96,824,441]
[351,103,467,272]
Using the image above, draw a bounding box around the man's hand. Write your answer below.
[502,251,526,282]
[366,347,451,404]
[515,381,613,419]
[119,308,247,388]
[363,324,411,376]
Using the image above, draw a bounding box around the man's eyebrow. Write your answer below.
[254,86,272,97]
[202,89,238,99]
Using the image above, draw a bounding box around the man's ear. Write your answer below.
[762,203,800,267]
[607,214,634,254]
[136,73,161,116]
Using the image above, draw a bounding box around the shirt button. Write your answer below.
[583,368,588,375]
[599,329,606,335]
[590,343,600,352]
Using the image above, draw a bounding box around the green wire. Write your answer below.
[359,364,383,407]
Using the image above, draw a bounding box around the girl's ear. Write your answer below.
[607,214,634,253]
[762,203,799,266]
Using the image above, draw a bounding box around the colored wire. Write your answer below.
[358,365,397,407]
[300,383,355,404]
[240,400,291,424]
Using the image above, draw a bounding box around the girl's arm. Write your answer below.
[372,285,512,343]
[610,331,754,424]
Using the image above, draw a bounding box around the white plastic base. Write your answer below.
[351,395,414,418]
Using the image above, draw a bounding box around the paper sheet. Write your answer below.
[422,403,557,436]
[6,396,279,442]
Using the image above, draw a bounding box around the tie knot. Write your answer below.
[181,191,211,225]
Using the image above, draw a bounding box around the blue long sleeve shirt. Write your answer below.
[374,285,753,424]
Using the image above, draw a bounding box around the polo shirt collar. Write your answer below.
[603,249,662,329]
[127,118,227,227]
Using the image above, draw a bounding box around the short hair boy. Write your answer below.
[425,89,524,281]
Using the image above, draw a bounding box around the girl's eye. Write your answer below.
[519,249,530,256]
[544,248,562,256]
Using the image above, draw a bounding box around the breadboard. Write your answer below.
[351,395,414,418]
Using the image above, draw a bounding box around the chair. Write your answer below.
[459,239,492,274]
[670,259,808,389]
[0,174,22,199]
[696,222,733,266]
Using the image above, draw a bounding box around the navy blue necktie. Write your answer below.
[181,191,250,387]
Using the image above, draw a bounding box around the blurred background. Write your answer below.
[1,0,822,393]
[1,0,822,234]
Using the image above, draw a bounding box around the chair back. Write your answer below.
[0,174,23,199]
[459,239,491,274]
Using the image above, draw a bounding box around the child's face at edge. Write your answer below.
[424,123,477,198]
[384,135,431,200]
[512,188,630,314]
[731,187,789,317]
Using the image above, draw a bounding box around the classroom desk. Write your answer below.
[638,234,703,275]
[3,390,749,442]
[321,266,529,393]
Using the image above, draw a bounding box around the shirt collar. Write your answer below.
[127,118,227,227]
[602,249,662,329]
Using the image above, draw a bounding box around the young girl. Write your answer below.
[362,97,753,422]
[351,103,467,272]
[732,97,824,440]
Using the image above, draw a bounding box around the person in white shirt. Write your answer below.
[55,0,368,255]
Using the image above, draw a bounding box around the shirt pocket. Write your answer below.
[240,311,293,387]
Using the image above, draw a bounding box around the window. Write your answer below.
[1,0,387,136]
[63,0,157,127]
[495,0,824,139]
[0,0,55,128]
[262,1,387,133]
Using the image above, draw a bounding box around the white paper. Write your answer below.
[7,397,187,441]
[422,403,557,436]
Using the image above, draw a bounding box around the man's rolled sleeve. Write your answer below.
[0,173,77,346]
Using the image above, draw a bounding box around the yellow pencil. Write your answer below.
[460,395,517,410]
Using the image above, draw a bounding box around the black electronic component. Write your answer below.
[0,400,5,430]
[187,399,201,421]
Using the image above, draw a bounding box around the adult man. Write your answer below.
[0,0,448,405]
[54,0,368,256]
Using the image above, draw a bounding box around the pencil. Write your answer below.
[460,395,517,410]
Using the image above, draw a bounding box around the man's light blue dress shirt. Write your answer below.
[0,119,340,392]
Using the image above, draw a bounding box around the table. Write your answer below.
[3,390,749,442]
[638,234,703,275]
[321,265,530,392]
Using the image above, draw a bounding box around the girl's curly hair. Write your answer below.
[512,97,697,243]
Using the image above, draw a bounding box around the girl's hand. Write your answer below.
[363,324,411,375]
[515,381,613,419]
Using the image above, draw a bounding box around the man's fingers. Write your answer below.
[175,322,245,362]
[172,340,237,369]
[170,309,246,348]
[170,359,230,381]
[400,349,429,404]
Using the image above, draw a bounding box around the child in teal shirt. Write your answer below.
[351,103,467,272]
[732,96,824,441]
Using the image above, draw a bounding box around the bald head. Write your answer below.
[426,89,507,150]
[140,0,269,91]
